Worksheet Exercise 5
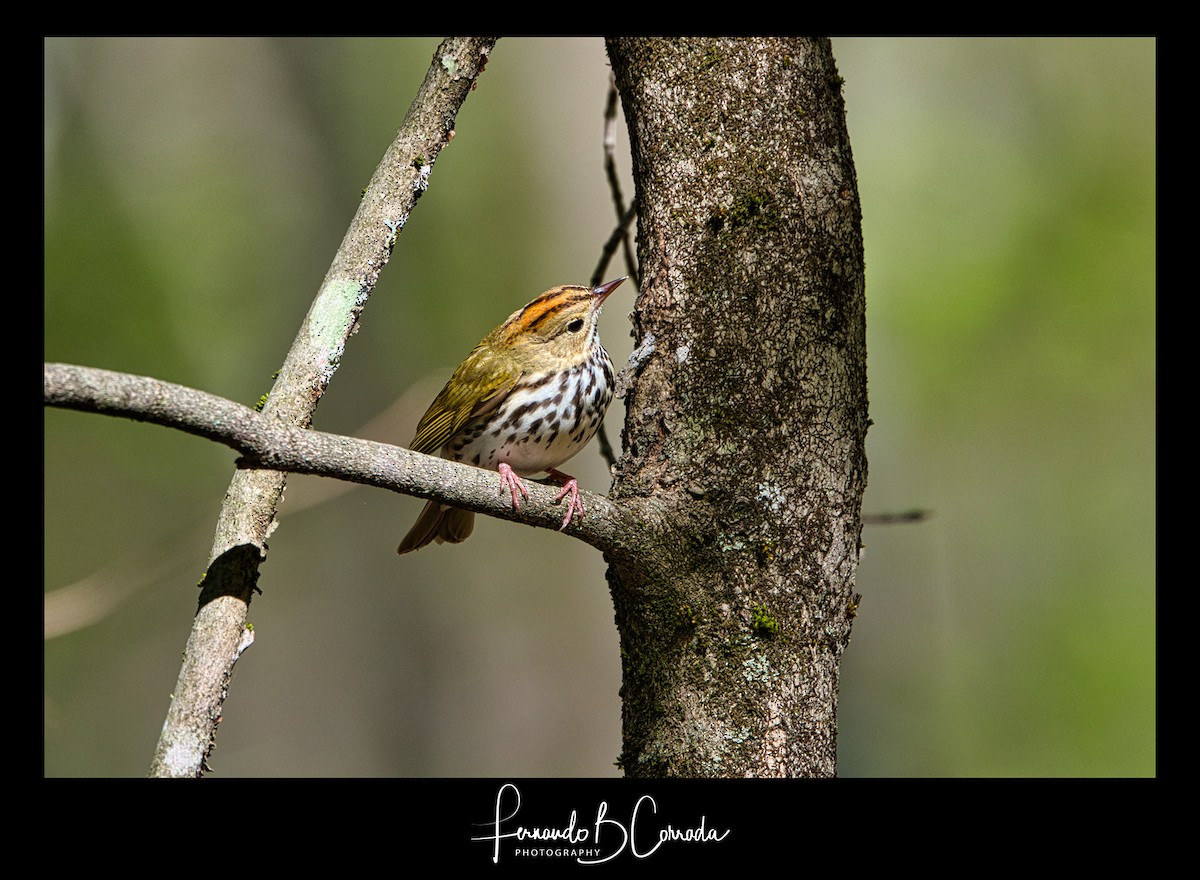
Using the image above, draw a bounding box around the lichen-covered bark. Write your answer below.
[606,37,867,777]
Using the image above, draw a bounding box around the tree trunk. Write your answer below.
[605,37,867,777]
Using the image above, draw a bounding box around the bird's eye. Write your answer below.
[567,319,584,333]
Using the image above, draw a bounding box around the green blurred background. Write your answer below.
[43,37,1155,777]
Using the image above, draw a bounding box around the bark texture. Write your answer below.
[606,38,867,777]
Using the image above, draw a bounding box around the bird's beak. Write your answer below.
[593,277,627,304]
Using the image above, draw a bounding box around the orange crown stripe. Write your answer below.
[514,286,590,332]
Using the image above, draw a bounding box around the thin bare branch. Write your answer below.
[602,75,639,284]
[144,37,497,778]
[594,78,639,470]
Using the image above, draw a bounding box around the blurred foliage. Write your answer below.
[44,38,1154,777]
[836,37,1155,776]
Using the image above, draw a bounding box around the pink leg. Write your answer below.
[498,463,529,510]
[547,468,584,531]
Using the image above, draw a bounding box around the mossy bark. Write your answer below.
[605,37,867,777]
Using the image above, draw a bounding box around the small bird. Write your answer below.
[397,277,626,554]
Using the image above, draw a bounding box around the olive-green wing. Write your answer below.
[409,343,522,455]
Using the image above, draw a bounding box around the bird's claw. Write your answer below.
[548,469,584,531]
[498,463,529,510]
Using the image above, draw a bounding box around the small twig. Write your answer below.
[599,75,639,286]
[593,77,638,470]
[596,420,618,472]
[591,203,638,291]
[862,509,932,525]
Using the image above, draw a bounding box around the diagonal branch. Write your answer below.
[138,37,497,778]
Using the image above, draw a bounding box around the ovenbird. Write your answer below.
[397,277,626,554]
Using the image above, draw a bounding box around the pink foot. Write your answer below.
[498,463,529,510]
[547,468,584,531]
